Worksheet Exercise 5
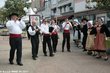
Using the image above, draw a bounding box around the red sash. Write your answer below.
[52,32,57,35]
[10,34,21,38]
[64,30,70,33]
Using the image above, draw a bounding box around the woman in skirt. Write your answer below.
[94,18,110,60]
[86,21,96,55]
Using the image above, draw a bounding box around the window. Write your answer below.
[52,8,56,14]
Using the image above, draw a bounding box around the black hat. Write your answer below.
[81,18,88,22]
[9,13,19,18]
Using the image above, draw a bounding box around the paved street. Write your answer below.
[0,33,110,73]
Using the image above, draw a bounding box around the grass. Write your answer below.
[106,39,110,54]
[106,39,110,48]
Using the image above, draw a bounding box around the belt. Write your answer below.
[10,34,21,38]
[52,32,57,35]
[64,30,70,33]
[44,34,50,36]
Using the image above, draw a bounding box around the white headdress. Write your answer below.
[87,20,93,28]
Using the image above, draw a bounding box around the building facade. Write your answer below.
[34,0,110,25]
[73,0,109,24]
[50,0,74,21]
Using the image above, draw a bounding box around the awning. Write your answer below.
[53,14,74,21]
[56,15,72,20]
[74,9,109,17]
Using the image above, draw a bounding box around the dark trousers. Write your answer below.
[30,37,39,58]
[51,34,58,52]
[62,33,70,51]
[43,35,53,55]
[82,35,87,50]
[9,37,22,63]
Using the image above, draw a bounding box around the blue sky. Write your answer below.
[0,0,6,8]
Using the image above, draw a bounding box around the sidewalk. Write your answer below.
[0,33,110,73]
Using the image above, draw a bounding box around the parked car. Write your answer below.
[0,24,5,29]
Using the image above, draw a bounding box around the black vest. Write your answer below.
[30,26,40,38]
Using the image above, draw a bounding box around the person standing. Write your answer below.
[81,18,88,52]
[40,19,54,57]
[73,19,81,47]
[94,18,110,60]
[50,19,60,53]
[28,20,40,60]
[62,19,72,52]
[86,21,96,55]
[6,13,26,66]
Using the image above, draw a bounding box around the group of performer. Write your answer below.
[6,13,70,66]
[27,18,73,61]
[6,13,110,66]
[72,18,110,61]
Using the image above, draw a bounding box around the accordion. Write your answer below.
[49,27,54,33]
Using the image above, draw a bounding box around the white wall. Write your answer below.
[74,0,89,13]
[51,0,57,5]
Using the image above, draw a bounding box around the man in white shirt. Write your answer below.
[28,20,40,60]
[40,19,54,57]
[62,19,72,52]
[6,13,26,66]
[50,19,60,53]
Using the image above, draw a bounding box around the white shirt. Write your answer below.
[40,23,50,34]
[62,22,72,30]
[6,20,26,34]
[28,25,41,36]
[51,24,60,32]
[28,26,36,36]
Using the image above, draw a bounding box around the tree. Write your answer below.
[4,0,29,19]
[93,0,110,10]
[0,0,31,23]
[0,7,7,23]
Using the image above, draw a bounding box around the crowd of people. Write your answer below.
[72,17,110,61]
[6,13,110,66]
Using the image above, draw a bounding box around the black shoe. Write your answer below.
[9,59,14,65]
[87,51,92,55]
[54,50,57,53]
[35,56,38,58]
[9,61,14,65]
[50,54,54,57]
[32,57,37,60]
[67,50,71,52]
[62,49,64,52]
[44,54,47,56]
[83,49,87,52]
[17,63,23,66]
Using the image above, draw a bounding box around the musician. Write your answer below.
[62,19,72,52]
[50,19,60,53]
[81,18,88,51]
[28,20,40,60]
[6,13,26,66]
[40,19,54,57]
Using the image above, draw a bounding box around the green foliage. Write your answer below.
[0,8,7,23]
[0,0,31,23]
[4,0,26,18]
[95,0,110,10]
